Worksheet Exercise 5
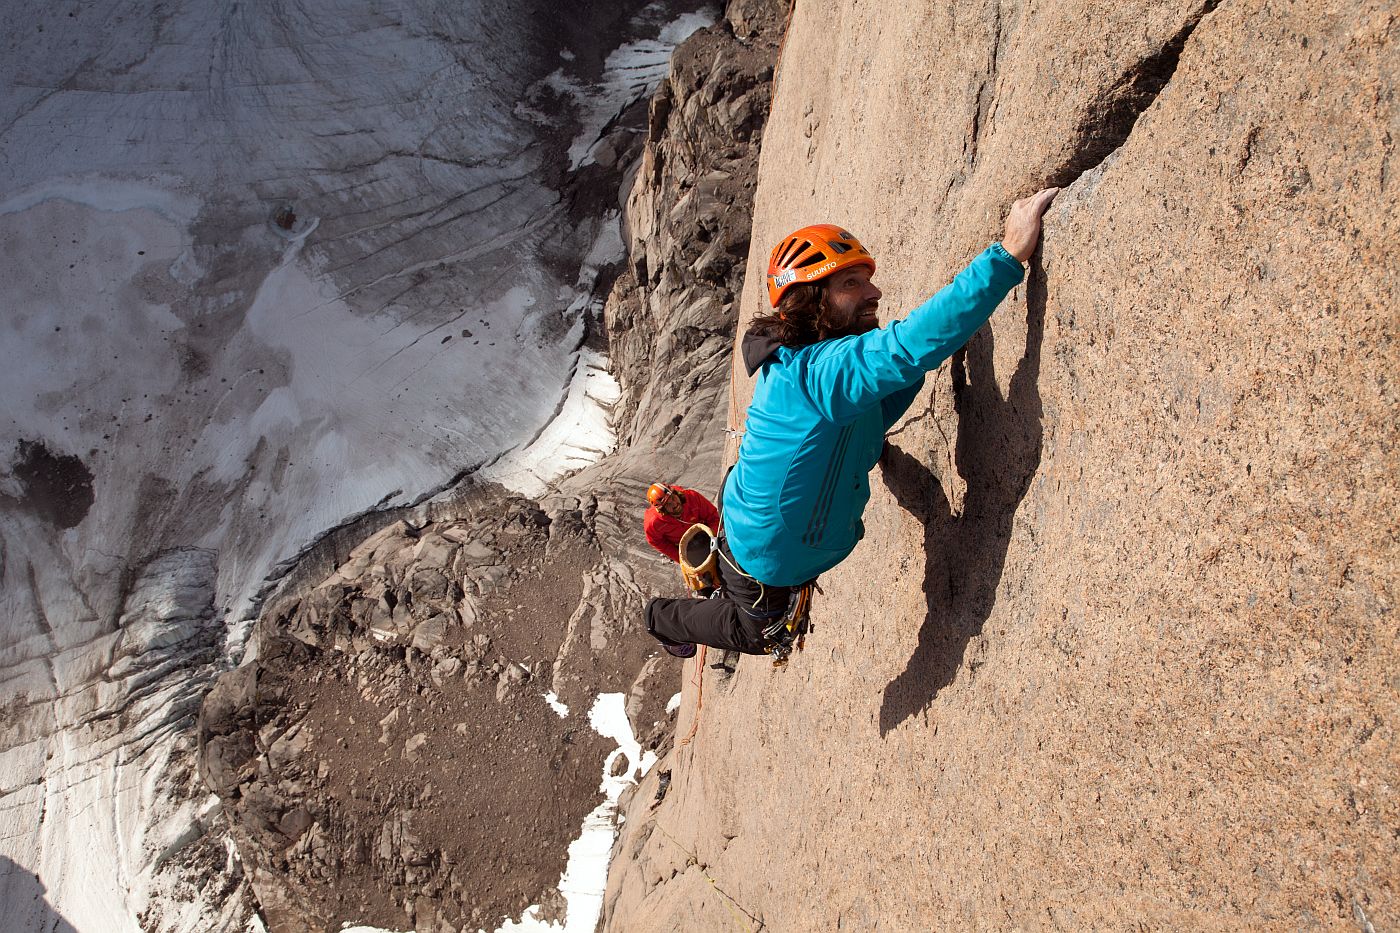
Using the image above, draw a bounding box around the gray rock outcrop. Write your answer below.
[199,501,616,931]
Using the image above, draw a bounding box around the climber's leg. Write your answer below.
[646,594,766,655]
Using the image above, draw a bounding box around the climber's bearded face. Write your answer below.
[658,488,683,517]
[821,265,882,338]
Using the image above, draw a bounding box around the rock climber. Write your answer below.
[643,482,720,564]
[645,187,1060,657]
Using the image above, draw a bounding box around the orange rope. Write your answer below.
[677,645,708,747]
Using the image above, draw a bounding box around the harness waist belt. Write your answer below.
[716,534,788,621]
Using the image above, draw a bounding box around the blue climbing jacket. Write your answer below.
[722,242,1025,586]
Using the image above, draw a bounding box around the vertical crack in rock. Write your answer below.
[966,1,1004,169]
[1049,0,1221,189]
[25,561,54,640]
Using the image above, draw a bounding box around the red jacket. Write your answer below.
[643,487,720,563]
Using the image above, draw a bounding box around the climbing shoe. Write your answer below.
[663,642,697,658]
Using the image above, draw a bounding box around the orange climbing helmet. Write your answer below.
[765,223,876,307]
[646,483,677,507]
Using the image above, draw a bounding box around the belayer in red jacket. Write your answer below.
[643,483,719,564]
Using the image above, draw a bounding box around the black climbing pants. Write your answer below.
[646,536,793,656]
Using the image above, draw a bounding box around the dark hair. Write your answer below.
[747,281,864,349]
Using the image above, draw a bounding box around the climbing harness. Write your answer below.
[709,526,818,669]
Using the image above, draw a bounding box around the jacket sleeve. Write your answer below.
[643,511,680,562]
[798,243,1024,424]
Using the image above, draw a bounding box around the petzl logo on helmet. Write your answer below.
[773,270,796,287]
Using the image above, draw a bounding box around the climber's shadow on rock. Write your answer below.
[877,264,1046,737]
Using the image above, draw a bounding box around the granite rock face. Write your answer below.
[604,0,1397,930]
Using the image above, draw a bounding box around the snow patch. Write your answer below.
[0,176,199,224]
[666,692,682,714]
[478,348,620,497]
[490,693,653,933]
[544,692,570,718]
[533,9,716,170]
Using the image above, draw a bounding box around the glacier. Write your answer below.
[0,1,715,929]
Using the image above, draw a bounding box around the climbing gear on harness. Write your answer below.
[672,511,817,665]
[711,526,814,665]
[766,224,876,307]
[677,523,721,596]
[714,533,785,613]
[762,582,815,668]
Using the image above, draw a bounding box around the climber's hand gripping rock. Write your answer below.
[1001,187,1060,262]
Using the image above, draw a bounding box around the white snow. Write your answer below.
[530,10,716,170]
[0,176,199,223]
[479,347,621,498]
[666,692,683,714]
[0,549,232,933]
[476,209,626,497]
[544,692,571,718]
[0,183,588,633]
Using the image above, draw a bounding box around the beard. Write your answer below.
[821,297,881,339]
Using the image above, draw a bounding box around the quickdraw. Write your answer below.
[761,582,815,669]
